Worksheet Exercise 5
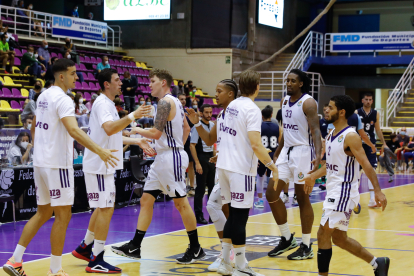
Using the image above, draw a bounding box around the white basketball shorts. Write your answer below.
[218,168,255,209]
[84,173,116,208]
[34,166,74,207]
[144,148,189,198]
[320,199,357,232]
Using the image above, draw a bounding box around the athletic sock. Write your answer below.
[131,229,146,247]
[92,240,106,256]
[84,229,95,245]
[50,255,62,274]
[222,242,231,263]
[302,234,311,247]
[370,257,378,270]
[284,192,289,197]
[256,175,264,197]
[234,247,246,269]
[13,244,26,263]
[369,191,375,201]
[278,222,291,240]
[187,229,200,249]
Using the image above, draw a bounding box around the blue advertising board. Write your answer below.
[52,16,107,44]
[329,31,414,52]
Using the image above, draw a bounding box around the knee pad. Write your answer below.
[317,248,332,273]
[207,202,226,232]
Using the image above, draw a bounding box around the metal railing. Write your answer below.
[376,108,384,128]
[0,5,120,50]
[386,57,414,126]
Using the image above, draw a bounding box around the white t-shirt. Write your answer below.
[83,94,123,175]
[216,97,262,176]
[33,86,75,169]
[9,145,31,165]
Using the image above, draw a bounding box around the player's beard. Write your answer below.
[326,111,339,124]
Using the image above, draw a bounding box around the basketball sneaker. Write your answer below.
[208,249,235,271]
[368,199,379,208]
[254,199,264,208]
[175,245,206,264]
[374,257,390,276]
[353,203,362,214]
[72,240,93,262]
[268,233,298,257]
[47,269,69,276]
[111,241,141,259]
[86,251,122,274]
[217,260,233,275]
[292,195,299,205]
[3,257,27,276]
[287,243,314,260]
[233,265,264,276]
[187,187,195,196]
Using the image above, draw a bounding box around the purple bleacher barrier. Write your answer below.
[3,88,14,98]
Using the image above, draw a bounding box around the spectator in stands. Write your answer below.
[44,79,54,89]
[379,133,399,182]
[404,141,414,171]
[0,20,9,35]
[396,127,410,170]
[72,5,79,18]
[138,98,155,128]
[121,71,138,113]
[8,131,32,165]
[16,1,29,24]
[0,33,15,73]
[61,37,79,64]
[74,92,88,115]
[26,4,44,36]
[11,0,19,7]
[114,97,124,113]
[192,98,199,112]
[184,80,193,95]
[45,56,57,81]
[20,46,45,78]
[88,12,94,20]
[85,93,98,111]
[96,56,110,77]
[172,80,184,97]
[38,40,50,68]
[21,90,41,121]
[29,79,44,100]
[20,115,33,130]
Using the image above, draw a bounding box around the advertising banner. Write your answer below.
[329,31,414,52]
[52,16,107,43]
[0,129,29,159]
[104,0,171,21]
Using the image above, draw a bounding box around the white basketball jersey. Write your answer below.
[281,94,315,147]
[324,126,360,212]
[216,110,224,151]
[155,94,185,152]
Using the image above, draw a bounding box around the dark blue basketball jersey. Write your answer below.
[357,108,377,144]
[261,121,279,153]
[320,118,328,139]
[347,113,359,131]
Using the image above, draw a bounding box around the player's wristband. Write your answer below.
[128,113,135,122]
[194,121,202,127]
[264,160,274,168]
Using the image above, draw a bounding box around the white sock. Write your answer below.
[222,242,231,263]
[93,240,106,256]
[370,257,378,270]
[84,229,95,245]
[367,178,374,190]
[13,244,26,263]
[302,234,311,247]
[278,222,291,240]
[50,255,62,274]
[256,175,264,196]
[370,191,375,200]
[234,247,246,269]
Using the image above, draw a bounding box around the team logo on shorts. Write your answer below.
[338,135,344,142]
[345,210,352,220]
[166,185,170,191]
[298,172,304,179]
[297,101,303,107]
[49,189,61,199]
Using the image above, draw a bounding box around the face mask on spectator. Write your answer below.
[74,8,78,11]
[66,41,70,45]
[193,89,196,93]
[27,124,32,129]
[146,101,151,105]
[400,131,406,136]
[79,98,83,103]
[34,84,41,90]
[104,61,108,65]
[28,5,33,10]
[193,105,197,109]
[20,141,29,149]
[5,38,9,42]
[35,53,38,58]
[44,45,48,49]
[67,54,71,59]
[140,101,145,105]
[29,52,34,57]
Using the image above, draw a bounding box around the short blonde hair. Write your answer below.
[149,68,173,87]
[239,70,260,96]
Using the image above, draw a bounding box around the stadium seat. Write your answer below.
[12,88,24,98]
[10,100,22,111]
[79,56,85,63]
[109,59,115,66]
[57,53,63,59]
[90,57,97,64]
[84,92,91,101]
[136,62,142,68]
[39,79,45,87]
[84,56,91,64]
[87,73,96,81]
[141,63,148,69]
[14,49,22,57]
[174,80,178,86]
[51,52,58,58]
[20,88,29,98]
[0,100,19,111]
[120,60,126,67]
[74,81,82,90]
[12,66,20,74]
[82,72,89,81]
[82,82,91,91]
[14,57,21,66]
[20,101,25,109]
[3,88,14,98]
[89,82,99,91]
[114,60,120,67]
[135,96,138,103]
[97,57,102,64]
[119,95,124,102]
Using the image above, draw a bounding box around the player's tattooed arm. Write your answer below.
[154,98,171,132]
[303,98,322,174]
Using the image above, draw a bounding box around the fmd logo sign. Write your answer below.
[333,35,360,43]
[53,16,72,27]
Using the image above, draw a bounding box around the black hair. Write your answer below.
[177,92,186,98]
[200,104,212,113]
[51,57,58,64]
[331,95,355,119]
[324,103,329,107]
[187,80,193,84]
[390,133,397,141]
[98,68,118,90]
[0,33,7,41]
[45,79,54,88]
[15,131,31,156]
[262,105,273,119]
[289,69,310,94]
[52,58,76,75]
[178,80,184,84]
[219,79,238,99]
[362,92,373,98]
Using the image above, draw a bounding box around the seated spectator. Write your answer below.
[20,115,33,130]
[16,1,29,23]
[11,0,19,7]
[121,71,138,113]
[61,37,79,64]
[25,4,44,36]
[85,93,98,111]
[74,92,88,115]
[379,133,399,182]
[184,80,193,95]
[20,46,45,78]
[37,40,50,68]
[44,79,54,89]
[0,20,9,36]
[8,131,32,165]
[45,57,58,81]
[138,97,155,128]
[191,98,199,111]
[21,91,41,121]
[29,79,45,100]
[397,127,410,170]
[172,80,184,97]
[72,5,79,18]
[88,12,94,20]
[403,139,414,171]
[114,97,124,112]
[0,33,15,73]
[96,56,110,77]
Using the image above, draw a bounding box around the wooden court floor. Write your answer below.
[2,183,413,276]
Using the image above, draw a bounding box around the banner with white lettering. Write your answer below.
[328,31,414,52]
[52,16,107,43]
[85,0,102,6]
[0,129,29,159]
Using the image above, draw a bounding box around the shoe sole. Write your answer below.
[110,248,141,260]
[287,251,314,260]
[254,204,264,208]
[72,250,91,262]
[85,267,121,274]
[3,266,21,276]
[175,253,206,264]
[353,204,362,214]
[217,267,233,275]
[268,242,298,257]
[378,257,390,276]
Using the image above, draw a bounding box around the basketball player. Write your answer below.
[2,59,119,276]
[71,68,154,273]
[186,79,238,271]
[299,95,389,276]
[214,70,277,276]
[266,69,322,260]
[357,92,388,208]
[111,69,206,264]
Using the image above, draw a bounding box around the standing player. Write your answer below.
[186,79,238,271]
[266,69,322,260]
[3,59,119,276]
[215,70,277,276]
[71,68,154,273]
[357,92,388,208]
[111,69,206,264]
[299,95,389,276]
[254,105,279,208]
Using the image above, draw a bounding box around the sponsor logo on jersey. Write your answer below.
[297,101,303,107]
[283,100,288,105]
[283,123,299,131]
[49,189,61,199]
[338,135,344,142]
[326,163,339,172]
[219,123,237,136]
[166,185,170,191]
[370,121,374,125]
[298,172,304,179]
[328,198,335,203]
